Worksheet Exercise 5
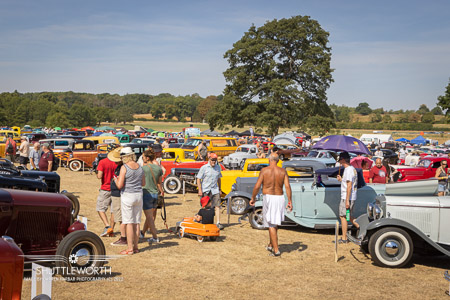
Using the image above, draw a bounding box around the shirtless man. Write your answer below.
[249,153,292,256]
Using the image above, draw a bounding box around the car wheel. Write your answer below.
[368,227,413,268]
[62,191,80,220]
[163,176,182,194]
[230,197,249,215]
[176,227,184,238]
[69,160,83,172]
[279,154,285,160]
[197,236,204,243]
[249,207,266,230]
[55,231,106,279]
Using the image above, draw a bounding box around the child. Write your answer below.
[194,196,215,224]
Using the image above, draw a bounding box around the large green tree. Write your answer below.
[208,15,334,136]
[355,102,372,115]
[438,79,450,122]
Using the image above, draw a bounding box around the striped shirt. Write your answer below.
[122,164,144,193]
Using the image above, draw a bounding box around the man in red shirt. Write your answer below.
[38,144,53,172]
[4,136,16,162]
[369,158,389,184]
[97,156,119,237]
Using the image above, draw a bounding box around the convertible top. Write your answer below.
[316,166,366,189]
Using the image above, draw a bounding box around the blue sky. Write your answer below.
[0,0,449,110]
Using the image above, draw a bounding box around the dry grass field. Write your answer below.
[20,169,450,299]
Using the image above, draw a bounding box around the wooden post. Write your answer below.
[183,180,186,202]
[335,221,339,263]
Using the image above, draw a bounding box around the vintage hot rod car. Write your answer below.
[222,144,258,169]
[248,168,436,230]
[0,158,80,218]
[0,236,24,300]
[0,189,106,278]
[394,156,450,182]
[225,160,328,215]
[348,179,449,268]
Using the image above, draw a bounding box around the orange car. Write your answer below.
[176,218,220,242]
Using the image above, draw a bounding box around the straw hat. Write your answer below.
[107,147,123,162]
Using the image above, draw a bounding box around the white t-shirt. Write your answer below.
[399,148,406,160]
[341,165,357,201]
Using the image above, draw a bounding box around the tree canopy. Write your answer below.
[355,102,372,115]
[438,79,450,120]
[208,15,334,136]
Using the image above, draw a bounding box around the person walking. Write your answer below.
[38,143,53,172]
[113,147,145,255]
[105,147,128,246]
[97,150,119,237]
[336,152,359,243]
[197,141,208,161]
[435,160,448,196]
[249,153,292,257]
[18,136,30,169]
[196,152,223,229]
[29,142,41,170]
[368,158,389,184]
[4,136,16,162]
[141,149,163,244]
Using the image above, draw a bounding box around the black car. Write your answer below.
[370,149,399,165]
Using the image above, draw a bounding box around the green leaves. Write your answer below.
[210,15,334,136]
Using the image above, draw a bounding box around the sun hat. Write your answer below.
[120,147,133,156]
[107,147,123,162]
[200,195,210,208]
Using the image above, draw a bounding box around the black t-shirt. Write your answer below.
[197,208,215,224]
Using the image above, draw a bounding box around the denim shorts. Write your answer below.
[438,184,446,192]
[143,192,158,210]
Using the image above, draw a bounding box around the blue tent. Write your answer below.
[410,135,427,145]
[395,138,410,142]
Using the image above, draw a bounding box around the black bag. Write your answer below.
[148,165,164,209]
[52,153,60,171]
[6,141,14,154]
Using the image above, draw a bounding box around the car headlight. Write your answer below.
[231,183,236,191]
[373,204,383,220]
[367,202,374,219]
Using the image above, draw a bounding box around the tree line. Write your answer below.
[0,91,221,128]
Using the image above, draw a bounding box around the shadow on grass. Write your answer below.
[139,241,179,252]
[162,202,182,207]
[279,241,308,253]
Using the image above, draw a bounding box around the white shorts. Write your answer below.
[263,194,285,228]
[120,192,143,224]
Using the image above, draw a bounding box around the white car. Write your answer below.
[222,144,258,169]
[349,179,450,268]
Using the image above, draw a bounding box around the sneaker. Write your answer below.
[148,237,160,244]
[139,231,145,239]
[111,237,127,246]
[100,226,111,237]
[332,238,349,244]
[269,251,281,257]
[265,245,273,252]
[217,223,224,230]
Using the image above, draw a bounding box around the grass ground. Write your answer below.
[20,169,450,299]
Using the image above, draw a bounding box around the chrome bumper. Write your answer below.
[347,232,363,246]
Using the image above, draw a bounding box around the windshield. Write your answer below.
[307,151,319,158]
[184,139,202,147]
[237,147,249,153]
[417,159,431,168]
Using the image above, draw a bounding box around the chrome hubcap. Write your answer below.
[384,241,399,256]
[74,248,90,266]
[168,180,177,190]
[231,198,246,214]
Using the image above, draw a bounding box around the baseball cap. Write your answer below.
[338,152,350,161]
[200,195,210,208]
[209,153,218,160]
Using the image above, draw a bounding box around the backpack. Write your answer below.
[41,150,60,171]
[6,141,14,154]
